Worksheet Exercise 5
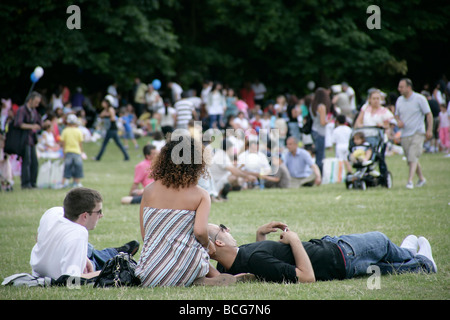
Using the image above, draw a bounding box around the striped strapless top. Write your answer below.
[135,207,210,287]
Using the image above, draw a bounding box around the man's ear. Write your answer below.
[214,239,226,247]
[75,212,88,226]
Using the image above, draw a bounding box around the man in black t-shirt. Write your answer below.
[208,222,437,283]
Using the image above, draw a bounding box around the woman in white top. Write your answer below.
[231,111,250,131]
[355,89,394,131]
[156,104,176,136]
[50,90,64,111]
[206,82,226,129]
[146,84,164,113]
[354,89,394,178]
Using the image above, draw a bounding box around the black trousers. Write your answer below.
[21,144,39,188]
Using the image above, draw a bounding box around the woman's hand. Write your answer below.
[206,239,216,256]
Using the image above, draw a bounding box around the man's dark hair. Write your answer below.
[63,187,103,221]
[25,91,42,103]
[336,114,346,125]
[400,78,413,88]
[143,144,156,156]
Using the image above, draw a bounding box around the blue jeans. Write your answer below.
[311,130,325,173]
[209,114,222,129]
[95,129,129,161]
[322,232,435,278]
[87,243,119,271]
[288,122,301,142]
[63,153,84,179]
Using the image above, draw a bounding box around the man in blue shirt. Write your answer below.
[284,137,321,187]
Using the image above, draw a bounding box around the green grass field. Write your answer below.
[1,138,449,300]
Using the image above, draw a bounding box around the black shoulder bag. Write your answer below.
[94,252,141,288]
[4,120,27,157]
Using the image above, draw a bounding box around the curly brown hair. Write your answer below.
[150,134,209,189]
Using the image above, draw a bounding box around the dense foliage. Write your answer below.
[1,0,449,100]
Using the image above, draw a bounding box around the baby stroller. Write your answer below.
[345,126,393,190]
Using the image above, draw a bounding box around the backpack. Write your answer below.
[94,252,141,288]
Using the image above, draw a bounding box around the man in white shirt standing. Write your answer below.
[395,78,433,189]
[341,82,357,114]
[30,187,139,280]
[168,81,183,104]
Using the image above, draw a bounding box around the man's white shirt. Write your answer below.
[30,207,88,279]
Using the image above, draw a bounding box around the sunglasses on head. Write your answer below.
[212,224,228,242]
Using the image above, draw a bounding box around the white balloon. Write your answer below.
[307,81,315,91]
[34,66,44,79]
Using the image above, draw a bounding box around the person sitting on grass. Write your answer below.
[30,187,139,280]
[121,144,158,205]
[207,221,437,283]
[285,136,322,187]
[135,133,248,287]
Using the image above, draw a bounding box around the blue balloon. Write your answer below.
[152,79,161,90]
[30,72,38,83]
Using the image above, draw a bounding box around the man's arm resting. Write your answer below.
[82,259,100,279]
[256,221,288,242]
[311,164,322,186]
[280,231,315,283]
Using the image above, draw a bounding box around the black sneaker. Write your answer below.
[220,183,232,200]
[115,240,140,256]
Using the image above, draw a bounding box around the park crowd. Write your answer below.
[1,76,443,289]
[1,75,449,196]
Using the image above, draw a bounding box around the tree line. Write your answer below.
[1,0,449,101]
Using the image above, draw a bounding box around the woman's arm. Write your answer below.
[318,104,327,126]
[139,187,149,240]
[109,107,116,121]
[194,188,215,256]
[355,110,365,128]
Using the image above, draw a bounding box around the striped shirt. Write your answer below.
[174,99,195,129]
[135,207,210,287]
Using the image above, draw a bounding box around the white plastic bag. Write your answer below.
[37,160,52,188]
[50,160,64,189]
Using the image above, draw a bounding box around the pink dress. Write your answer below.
[439,111,449,149]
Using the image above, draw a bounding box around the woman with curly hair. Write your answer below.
[135,134,238,287]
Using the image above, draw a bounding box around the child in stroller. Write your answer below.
[345,127,392,190]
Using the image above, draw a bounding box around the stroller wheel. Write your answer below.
[384,172,393,189]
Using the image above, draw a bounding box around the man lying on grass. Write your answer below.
[207,222,437,283]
